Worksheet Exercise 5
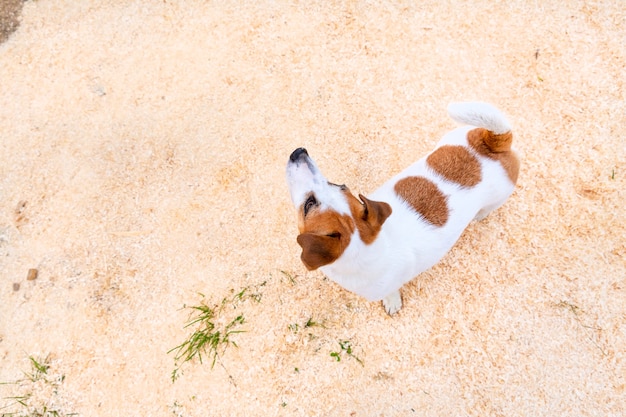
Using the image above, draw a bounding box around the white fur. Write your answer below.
[447,101,511,135]
[286,153,352,216]
[287,102,516,314]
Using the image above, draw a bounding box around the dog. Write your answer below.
[286,102,519,315]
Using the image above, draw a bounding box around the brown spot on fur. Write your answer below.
[426,145,482,187]
[394,176,449,226]
[468,128,520,184]
[297,232,342,270]
[297,209,354,270]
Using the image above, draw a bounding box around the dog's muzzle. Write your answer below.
[290,147,309,163]
[286,147,324,206]
[288,147,318,174]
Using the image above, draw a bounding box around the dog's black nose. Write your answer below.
[290,147,308,162]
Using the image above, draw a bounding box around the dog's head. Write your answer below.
[286,148,392,270]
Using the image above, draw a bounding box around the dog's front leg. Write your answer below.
[382,290,402,315]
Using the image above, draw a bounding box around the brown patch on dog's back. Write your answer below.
[394,176,449,226]
[427,145,482,187]
[468,128,520,184]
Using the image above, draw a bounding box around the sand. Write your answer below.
[1,1,624,416]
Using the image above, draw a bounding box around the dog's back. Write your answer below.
[360,102,519,306]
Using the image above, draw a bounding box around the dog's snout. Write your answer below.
[290,147,309,162]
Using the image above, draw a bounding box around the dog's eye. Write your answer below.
[304,195,318,216]
[327,232,341,239]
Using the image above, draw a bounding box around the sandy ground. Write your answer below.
[1,1,624,416]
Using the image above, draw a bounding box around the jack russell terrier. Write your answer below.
[286,102,519,315]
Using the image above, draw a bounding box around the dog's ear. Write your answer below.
[354,194,392,244]
[297,233,341,270]
[359,194,392,229]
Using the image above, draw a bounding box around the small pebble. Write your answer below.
[13,282,20,291]
[27,268,38,281]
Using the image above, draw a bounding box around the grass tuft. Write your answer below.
[280,270,297,285]
[25,357,49,383]
[0,355,75,417]
[330,340,364,366]
[169,282,264,382]
[555,300,606,356]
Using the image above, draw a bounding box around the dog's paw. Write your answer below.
[382,291,402,315]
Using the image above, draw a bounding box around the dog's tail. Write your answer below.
[447,102,512,152]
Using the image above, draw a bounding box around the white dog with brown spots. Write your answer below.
[286,102,519,315]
